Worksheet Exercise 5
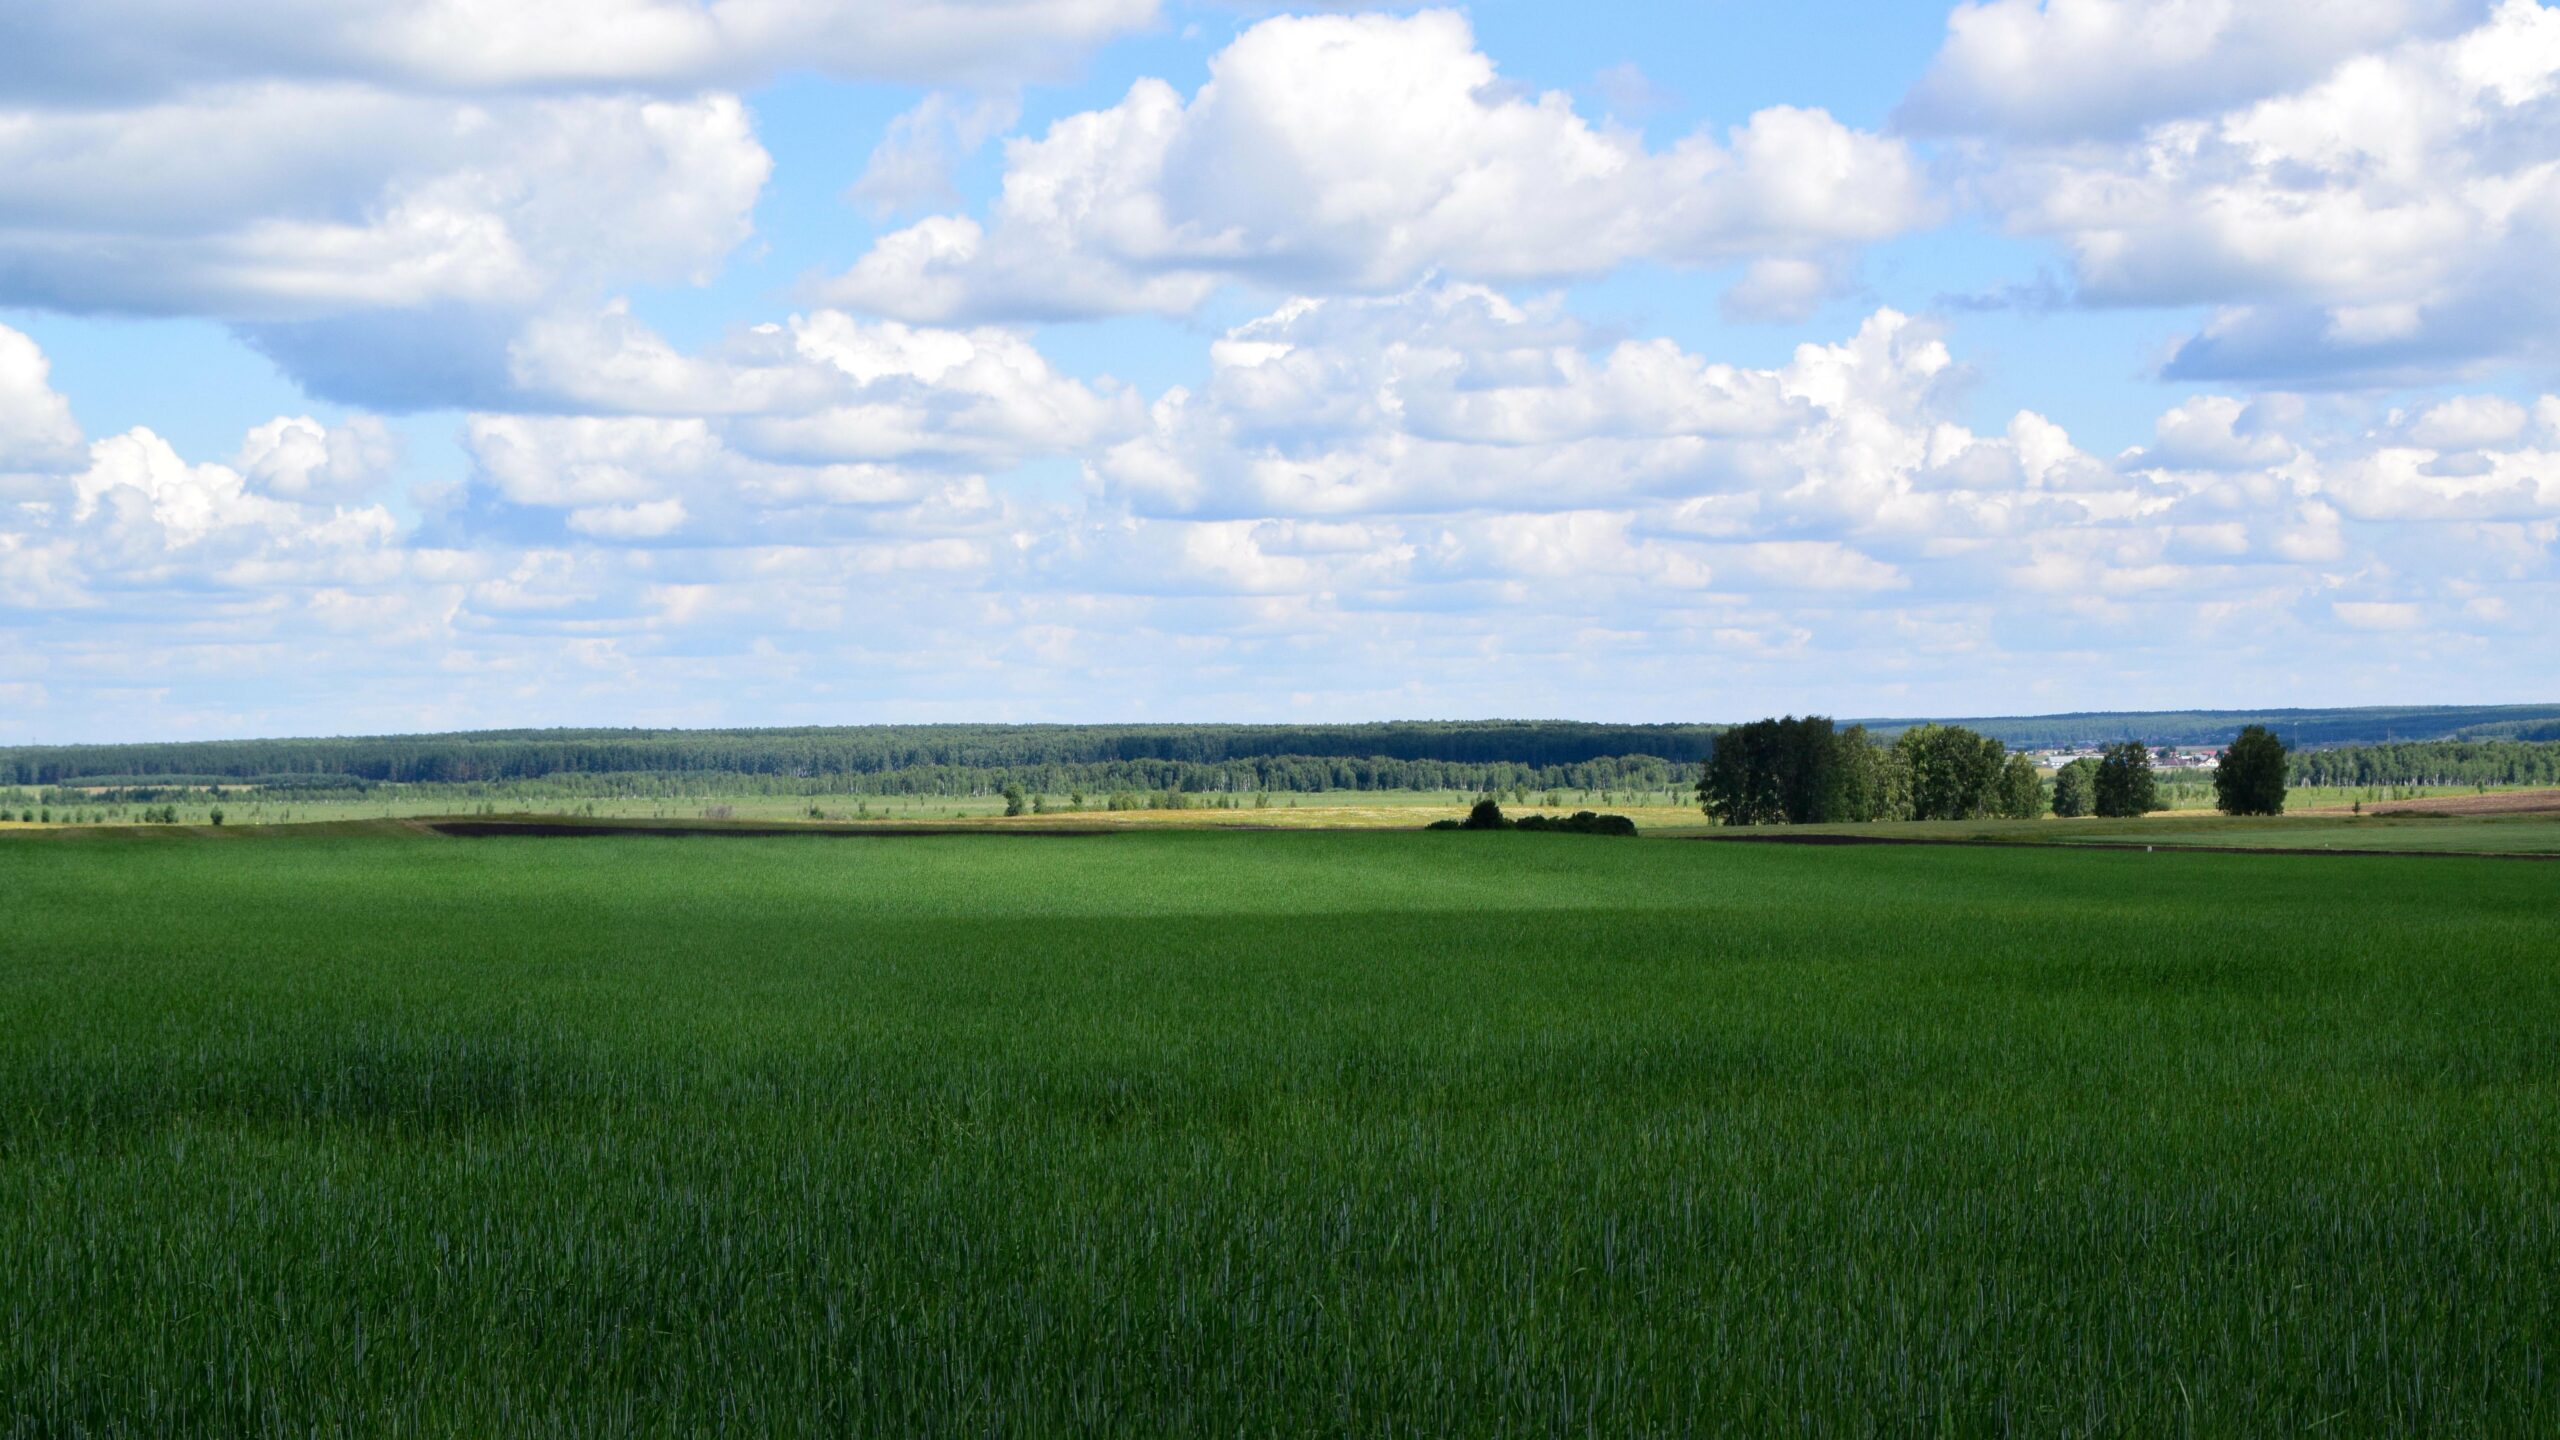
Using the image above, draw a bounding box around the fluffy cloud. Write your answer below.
[41,426,400,595]
[442,301,1147,547]
[1072,285,2558,669]
[0,90,767,321]
[824,10,1929,322]
[459,411,1010,546]
[1949,0,2560,379]
[1090,283,2108,539]
[0,75,777,410]
[0,1,1158,102]
[0,322,83,477]
[506,302,1135,457]
[0,0,1168,407]
[1901,0,2484,137]
[5,302,2553,737]
[0,334,415,612]
[848,91,1024,216]
[236,416,400,502]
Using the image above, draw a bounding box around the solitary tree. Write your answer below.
[2214,725,2289,815]
[2051,758,2099,818]
[2093,741,2160,818]
[1001,782,1027,817]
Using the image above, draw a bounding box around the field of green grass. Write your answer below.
[1678,810,2560,855]
[4,826,2556,1434]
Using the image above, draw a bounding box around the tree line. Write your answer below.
[1697,719,2043,823]
[1866,704,2560,749]
[0,721,1718,788]
[13,718,2529,799]
[1699,718,2290,823]
[18,755,1692,805]
[2289,739,2560,788]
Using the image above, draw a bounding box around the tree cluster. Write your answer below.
[1695,718,2045,825]
[2290,738,2560,788]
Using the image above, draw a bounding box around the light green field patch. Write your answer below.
[3,829,2555,1434]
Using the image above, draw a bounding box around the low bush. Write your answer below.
[1436,805,1636,836]
[1515,810,1638,837]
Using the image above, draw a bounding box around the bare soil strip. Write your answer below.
[2359,789,2560,817]
[427,820,1121,840]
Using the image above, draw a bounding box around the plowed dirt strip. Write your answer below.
[2361,789,2560,816]
[427,821,1120,839]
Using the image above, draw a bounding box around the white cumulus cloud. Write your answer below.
[0,322,83,478]
[824,10,1929,322]
[0,0,1159,101]
[1901,0,2484,137]
[1948,0,2560,380]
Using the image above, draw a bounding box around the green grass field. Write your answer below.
[1677,810,2560,854]
[4,827,2556,1434]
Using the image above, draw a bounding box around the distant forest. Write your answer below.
[2290,740,2560,789]
[0,722,1717,797]
[1857,703,2560,749]
[7,709,2558,797]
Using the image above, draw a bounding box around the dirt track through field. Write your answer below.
[426,821,1122,840]
[2358,789,2560,817]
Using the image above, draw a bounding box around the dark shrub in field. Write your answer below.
[1514,810,1637,836]
[1441,807,1637,836]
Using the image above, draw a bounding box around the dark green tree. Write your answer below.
[1997,753,2046,819]
[1832,724,1888,822]
[1461,798,1512,830]
[2213,725,2289,815]
[1697,716,1852,825]
[2093,741,2160,817]
[1001,782,1026,817]
[2050,758,2099,818]
[1892,724,2009,820]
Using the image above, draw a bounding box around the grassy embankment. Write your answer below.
[3,826,2556,1433]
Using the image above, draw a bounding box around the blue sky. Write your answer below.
[2,0,2556,743]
